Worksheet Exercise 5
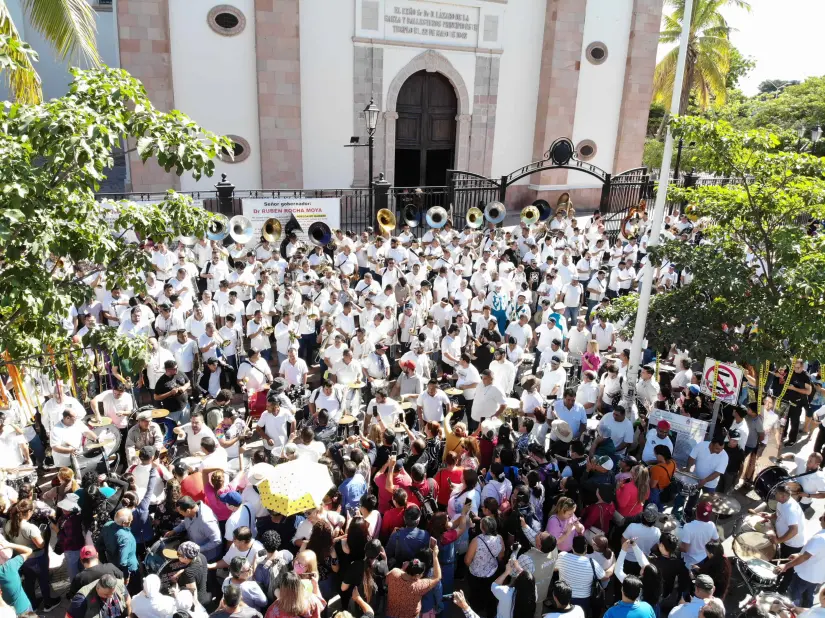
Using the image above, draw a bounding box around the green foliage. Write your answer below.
[653,0,750,113]
[757,79,799,94]
[0,66,231,377]
[610,117,825,365]
[725,47,756,90]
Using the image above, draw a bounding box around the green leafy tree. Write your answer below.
[757,79,799,94]
[653,0,750,136]
[604,117,825,372]
[0,0,100,103]
[725,46,755,90]
[0,65,231,379]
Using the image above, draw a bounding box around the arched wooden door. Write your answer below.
[394,70,457,188]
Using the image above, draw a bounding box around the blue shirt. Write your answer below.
[386,526,431,564]
[101,521,139,574]
[172,501,223,561]
[604,600,656,618]
[0,555,30,613]
[552,400,588,437]
[338,473,367,510]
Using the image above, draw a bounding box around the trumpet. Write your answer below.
[263,326,275,335]
[220,339,233,349]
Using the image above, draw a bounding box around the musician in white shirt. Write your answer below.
[218,315,244,368]
[237,349,273,394]
[280,348,309,387]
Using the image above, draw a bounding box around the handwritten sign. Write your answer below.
[384,0,479,47]
[648,409,709,467]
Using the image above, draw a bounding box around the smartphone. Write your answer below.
[465,497,472,506]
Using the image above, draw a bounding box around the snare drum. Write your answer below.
[674,472,699,497]
[742,558,779,588]
[5,467,37,492]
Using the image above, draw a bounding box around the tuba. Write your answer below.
[308,222,332,246]
[465,207,484,229]
[403,204,421,228]
[556,192,575,217]
[521,206,540,227]
[377,209,397,235]
[207,214,229,241]
[426,206,448,229]
[229,215,254,244]
[533,199,553,222]
[484,201,506,224]
[261,218,282,242]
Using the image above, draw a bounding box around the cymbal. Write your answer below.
[348,382,366,389]
[401,402,415,410]
[87,416,112,426]
[710,493,741,517]
[151,409,170,419]
[561,362,573,368]
[401,393,419,400]
[444,388,463,396]
[505,397,521,409]
[162,548,179,560]
[339,415,357,425]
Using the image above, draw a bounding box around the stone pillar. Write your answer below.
[531,0,588,187]
[468,55,500,177]
[353,45,384,187]
[613,0,665,174]
[117,0,179,192]
[255,0,304,189]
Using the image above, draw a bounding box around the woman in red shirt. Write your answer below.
[616,465,650,518]
[434,452,464,509]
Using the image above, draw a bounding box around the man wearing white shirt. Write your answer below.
[280,348,308,387]
[670,358,693,393]
[42,388,86,435]
[575,370,600,417]
[90,382,134,430]
[246,290,276,328]
[560,279,582,323]
[119,307,152,339]
[51,409,100,469]
[565,318,590,365]
[685,437,729,514]
[146,338,175,391]
[365,389,404,429]
[416,380,451,425]
[779,515,825,608]
[186,305,209,341]
[641,419,674,463]
[218,315,244,368]
[769,484,807,557]
[490,349,517,396]
[219,292,245,327]
[174,413,216,456]
[470,370,506,432]
[455,355,480,422]
[228,262,255,303]
[505,314,533,350]
[200,252,230,293]
[169,329,197,383]
[198,322,223,364]
[540,356,567,399]
[591,316,615,352]
[151,242,176,281]
[309,380,343,423]
[237,349,273,394]
[272,312,298,365]
[636,367,660,411]
[246,311,272,362]
[597,405,634,455]
[256,398,295,460]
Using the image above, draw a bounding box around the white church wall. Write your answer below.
[491,0,546,182]
[569,0,633,187]
[169,0,261,191]
[300,0,355,189]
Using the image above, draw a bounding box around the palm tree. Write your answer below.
[0,0,100,104]
[652,0,750,133]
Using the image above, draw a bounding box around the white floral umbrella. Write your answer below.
[258,459,334,516]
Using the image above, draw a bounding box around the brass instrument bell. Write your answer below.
[465,207,484,229]
[261,218,282,242]
[229,215,254,244]
[308,221,333,246]
[426,206,448,229]
[484,201,506,224]
[520,205,540,227]
[533,199,553,222]
[207,214,230,241]
[377,209,397,234]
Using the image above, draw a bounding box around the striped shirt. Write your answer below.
[556,552,605,599]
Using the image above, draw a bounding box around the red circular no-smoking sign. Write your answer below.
[704,364,739,398]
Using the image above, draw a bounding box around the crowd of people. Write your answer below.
[0,204,823,618]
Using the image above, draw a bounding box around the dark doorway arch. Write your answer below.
[394,70,457,187]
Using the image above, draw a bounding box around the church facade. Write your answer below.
[13,0,666,206]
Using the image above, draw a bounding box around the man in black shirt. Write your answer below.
[652,532,691,615]
[153,359,191,423]
[784,360,813,446]
[176,541,211,608]
[69,545,124,596]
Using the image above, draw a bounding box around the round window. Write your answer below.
[576,140,597,161]
[220,135,251,163]
[585,42,608,65]
[208,5,246,36]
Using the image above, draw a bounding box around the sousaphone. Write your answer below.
[228,215,254,244]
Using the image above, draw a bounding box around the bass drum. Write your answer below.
[144,540,185,594]
[754,465,791,510]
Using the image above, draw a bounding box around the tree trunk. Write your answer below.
[678,53,696,117]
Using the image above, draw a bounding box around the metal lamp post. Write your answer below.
[215,173,235,214]
[364,98,380,219]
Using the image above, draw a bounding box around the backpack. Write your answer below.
[410,479,437,528]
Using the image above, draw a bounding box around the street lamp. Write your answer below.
[215,173,235,214]
[812,126,822,144]
[364,98,380,218]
